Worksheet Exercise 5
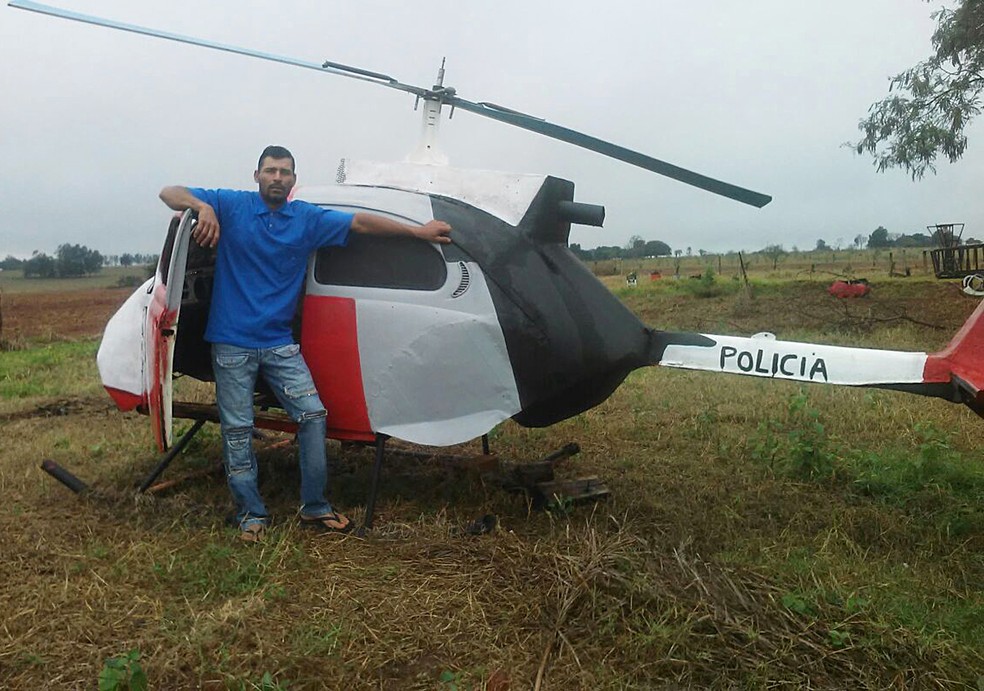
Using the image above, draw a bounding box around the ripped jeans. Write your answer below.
[211,342,334,528]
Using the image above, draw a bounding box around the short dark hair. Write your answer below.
[257,145,295,173]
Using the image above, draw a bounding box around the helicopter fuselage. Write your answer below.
[98,163,653,449]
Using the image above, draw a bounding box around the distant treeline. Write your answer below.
[571,225,979,263]
[571,239,672,261]
[1,247,158,279]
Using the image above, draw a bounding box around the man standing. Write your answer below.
[160,145,452,542]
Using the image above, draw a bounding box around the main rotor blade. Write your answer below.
[450,98,772,208]
[10,0,772,207]
[8,0,426,97]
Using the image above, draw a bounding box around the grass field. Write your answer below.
[0,265,152,294]
[0,269,982,689]
[588,245,937,284]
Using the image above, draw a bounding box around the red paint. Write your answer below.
[105,386,144,411]
[301,295,375,442]
[923,299,984,406]
[828,280,870,298]
[146,281,178,452]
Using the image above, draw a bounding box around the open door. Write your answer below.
[145,210,196,451]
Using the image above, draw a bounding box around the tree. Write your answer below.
[854,1,984,178]
[23,251,56,278]
[55,244,104,277]
[854,234,866,250]
[624,236,648,258]
[896,232,934,247]
[868,226,891,248]
[815,238,829,251]
[1,255,23,271]
[762,244,787,269]
[643,240,671,257]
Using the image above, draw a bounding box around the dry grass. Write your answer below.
[1,277,982,689]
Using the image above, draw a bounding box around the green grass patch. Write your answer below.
[149,530,310,603]
[0,339,99,399]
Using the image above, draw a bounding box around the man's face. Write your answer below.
[254,156,296,206]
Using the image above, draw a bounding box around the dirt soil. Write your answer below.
[1,287,133,343]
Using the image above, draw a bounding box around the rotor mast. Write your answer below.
[408,59,451,166]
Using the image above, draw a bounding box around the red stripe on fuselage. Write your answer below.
[301,295,374,442]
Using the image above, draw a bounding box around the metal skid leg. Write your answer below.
[360,433,389,535]
[138,419,207,493]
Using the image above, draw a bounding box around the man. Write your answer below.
[160,145,452,542]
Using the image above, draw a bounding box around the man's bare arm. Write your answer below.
[351,213,452,244]
[159,186,220,248]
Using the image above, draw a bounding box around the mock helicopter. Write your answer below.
[13,1,984,528]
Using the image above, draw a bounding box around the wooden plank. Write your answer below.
[533,475,610,509]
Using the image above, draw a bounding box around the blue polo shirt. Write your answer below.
[189,189,353,348]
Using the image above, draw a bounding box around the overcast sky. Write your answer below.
[1,0,980,258]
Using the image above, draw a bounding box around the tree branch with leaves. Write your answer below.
[854,0,984,178]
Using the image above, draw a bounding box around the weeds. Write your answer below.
[750,389,839,481]
[98,650,147,691]
[848,422,984,537]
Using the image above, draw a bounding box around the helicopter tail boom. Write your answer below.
[650,299,984,416]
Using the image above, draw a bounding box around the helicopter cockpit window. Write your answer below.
[314,231,447,291]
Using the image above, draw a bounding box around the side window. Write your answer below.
[314,232,447,291]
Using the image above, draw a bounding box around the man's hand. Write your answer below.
[414,220,452,244]
[351,213,451,243]
[192,204,220,248]
[160,186,221,248]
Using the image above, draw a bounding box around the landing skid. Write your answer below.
[40,402,611,529]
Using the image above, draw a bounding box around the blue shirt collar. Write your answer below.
[251,191,296,217]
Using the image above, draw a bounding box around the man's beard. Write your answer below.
[262,185,287,204]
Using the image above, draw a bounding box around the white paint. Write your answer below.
[294,184,435,224]
[310,253,520,445]
[96,277,154,398]
[408,99,449,166]
[339,159,546,225]
[358,275,521,445]
[660,334,928,385]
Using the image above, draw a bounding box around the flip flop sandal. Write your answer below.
[300,511,354,534]
[238,523,266,543]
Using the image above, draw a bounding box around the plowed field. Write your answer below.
[1,287,132,342]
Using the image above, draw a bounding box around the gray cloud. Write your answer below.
[1,0,978,259]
